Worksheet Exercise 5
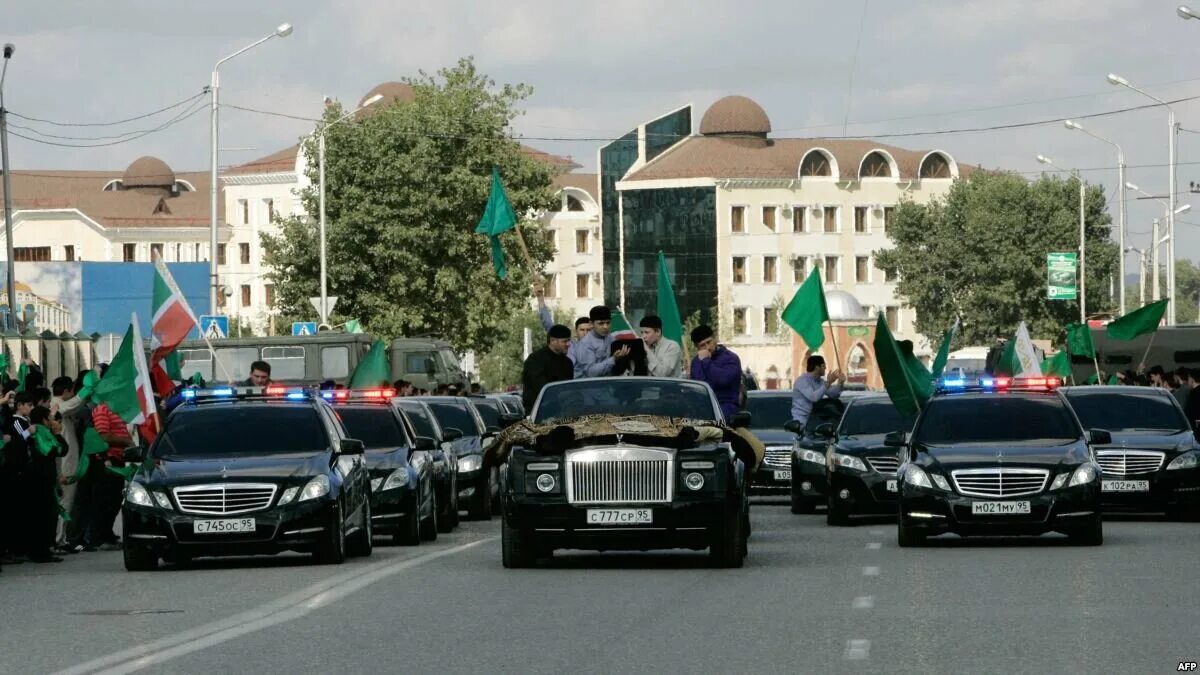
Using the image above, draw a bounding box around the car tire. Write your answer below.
[490,466,502,513]
[448,481,461,528]
[467,474,492,521]
[394,496,421,546]
[347,500,373,557]
[501,515,535,568]
[123,545,158,572]
[826,495,850,526]
[709,507,746,568]
[420,492,439,541]
[314,509,347,564]
[897,517,925,548]
[1069,518,1103,546]
[437,487,455,533]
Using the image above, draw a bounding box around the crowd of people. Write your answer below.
[1109,365,1200,424]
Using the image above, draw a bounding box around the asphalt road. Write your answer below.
[3,501,1197,674]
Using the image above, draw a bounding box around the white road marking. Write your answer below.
[863,566,880,576]
[56,538,493,675]
[844,640,871,660]
[866,542,882,550]
[869,529,884,535]
[852,596,874,609]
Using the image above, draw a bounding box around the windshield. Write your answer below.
[534,380,717,423]
[471,400,502,428]
[1065,392,1189,433]
[915,395,1081,445]
[806,398,848,434]
[840,400,916,436]
[746,395,791,429]
[157,406,329,456]
[335,407,409,449]
[398,403,439,439]
[425,401,482,436]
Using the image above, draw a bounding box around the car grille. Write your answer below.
[1095,450,1165,476]
[173,483,277,515]
[951,468,1048,498]
[764,446,792,468]
[866,456,900,475]
[567,448,672,505]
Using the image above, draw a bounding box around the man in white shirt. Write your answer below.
[791,355,845,427]
[640,315,683,378]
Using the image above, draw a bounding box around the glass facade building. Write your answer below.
[600,130,638,308]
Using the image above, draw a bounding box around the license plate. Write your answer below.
[586,508,652,525]
[1102,480,1150,492]
[970,501,1031,515]
[193,518,256,534]
[774,470,792,480]
[886,480,898,493]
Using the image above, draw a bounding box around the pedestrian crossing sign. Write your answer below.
[199,315,229,339]
[292,322,318,336]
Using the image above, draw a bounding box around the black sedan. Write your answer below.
[744,391,798,492]
[1063,386,1200,519]
[121,387,373,570]
[417,396,499,520]
[788,392,868,514]
[895,379,1104,546]
[825,395,916,525]
[395,398,460,531]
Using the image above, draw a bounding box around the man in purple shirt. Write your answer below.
[689,324,742,420]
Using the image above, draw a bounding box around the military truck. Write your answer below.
[1070,324,1200,381]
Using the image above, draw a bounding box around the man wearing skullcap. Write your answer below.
[522,324,575,411]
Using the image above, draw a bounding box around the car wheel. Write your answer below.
[123,545,158,572]
[490,466,502,513]
[393,495,421,546]
[314,509,347,564]
[420,491,439,541]
[709,507,746,568]
[437,488,455,533]
[501,514,535,568]
[897,517,925,548]
[826,495,850,526]
[467,474,492,520]
[1069,518,1103,546]
[448,480,461,528]
[347,500,373,557]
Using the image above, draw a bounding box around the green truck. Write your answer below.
[174,334,465,389]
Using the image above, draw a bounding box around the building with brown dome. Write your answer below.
[599,95,973,387]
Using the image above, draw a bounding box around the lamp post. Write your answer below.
[315,93,383,326]
[209,23,293,315]
[1125,246,1147,305]
[1107,72,1178,325]
[1037,155,1087,322]
[1064,119,1126,315]
[1,43,15,330]
[1124,182,1189,304]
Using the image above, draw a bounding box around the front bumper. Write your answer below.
[899,482,1101,537]
[751,461,793,491]
[829,469,899,516]
[503,497,734,552]
[793,458,829,500]
[1098,467,1200,513]
[122,499,336,556]
[370,484,417,532]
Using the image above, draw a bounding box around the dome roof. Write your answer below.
[122,156,174,189]
[699,95,771,137]
[825,290,867,321]
[359,81,415,109]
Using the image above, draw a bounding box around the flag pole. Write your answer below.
[826,317,843,374]
[1092,354,1103,385]
[1138,332,1158,372]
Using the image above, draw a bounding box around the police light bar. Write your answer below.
[321,388,397,401]
[180,385,314,402]
[940,378,967,389]
[979,377,1012,389]
[1011,376,1060,390]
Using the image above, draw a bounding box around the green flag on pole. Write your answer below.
[1065,323,1096,358]
[1041,351,1072,378]
[1106,299,1169,341]
[475,167,518,279]
[873,312,926,417]
[781,267,828,350]
[994,337,1019,377]
[349,339,391,389]
[94,317,157,425]
[345,319,364,334]
[930,319,959,381]
[655,252,684,346]
[609,310,638,341]
[163,350,182,381]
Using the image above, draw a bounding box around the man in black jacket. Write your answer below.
[522,324,574,412]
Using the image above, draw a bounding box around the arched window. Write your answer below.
[847,343,870,384]
[859,151,894,179]
[102,179,124,192]
[174,179,196,193]
[919,152,953,179]
[800,150,833,177]
[565,194,584,212]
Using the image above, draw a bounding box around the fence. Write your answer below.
[2,330,98,384]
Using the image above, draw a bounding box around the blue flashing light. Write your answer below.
[181,389,197,400]
[980,378,995,387]
[210,387,235,397]
[941,378,967,388]
[286,392,307,400]
[320,391,335,400]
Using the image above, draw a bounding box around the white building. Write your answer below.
[538,172,602,322]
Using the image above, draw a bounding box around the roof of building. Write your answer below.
[826,290,868,321]
[0,168,219,228]
[552,172,598,196]
[359,81,416,109]
[122,156,175,188]
[699,95,771,137]
[224,144,300,176]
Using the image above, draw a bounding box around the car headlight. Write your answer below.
[382,468,410,492]
[931,474,951,491]
[1069,464,1098,487]
[830,452,868,472]
[798,449,826,466]
[904,466,951,491]
[684,472,705,490]
[535,473,556,493]
[277,486,300,506]
[1167,451,1199,471]
[152,492,172,509]
[299,475,331,502]
[1050,473,1070,491]
[126,483,153,507]
[458,455,482,473]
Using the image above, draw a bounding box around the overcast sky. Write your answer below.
[4,0,1200,275]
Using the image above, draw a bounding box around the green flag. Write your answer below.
[77,371,99,402]
[781,268,828,349]
[345,319,364,334]
[1106,299,1169,341]
[163,350,183,381]
[1065,323,1096,358]
[1041,351,1072,378]
[32,425,62,457]
[349,339,391,389]
[0,353,9,379]
[93,318,156,425]
[930,319,959,381]
[609,310,637,340]
[655,252,684,345]
[475,167,518,279]
[873,312,925,417]
[16,360,27,393]
[994,338,1019,377]
[71,427,112,483]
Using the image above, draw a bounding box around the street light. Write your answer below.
[209,23,293,315]
[1179,5,1200,20]
[1038,154,1088,322]
[0,42,15,330]
[1108,71,1178,324]
[1125,182,1189,304]
[315,92,384,325]
[1064,119,1126,315]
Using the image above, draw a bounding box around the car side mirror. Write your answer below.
[814,422,835,439]
[414,436,436,452]
[1088,429,1113,446]
[729,411,752,428]
[339,438,365,455]
[123,445,147,464]
[783,420,802,435]
[884,431,908,448]
[442,427,463,442]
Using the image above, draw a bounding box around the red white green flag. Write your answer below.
[95,314,158,429]
[150,254,199,366]
[610,310,638,341]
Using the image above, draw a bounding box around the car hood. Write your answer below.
[365,447,411,472]
[749,429,794,446]
[450,435,483,457]
[1094,431,1196,454]
[834,435,890,455]
[921,442,1088,469]
[146,452,331,485]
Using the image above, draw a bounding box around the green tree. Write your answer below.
[262,58,557,353]
[478,306,571,389]
[1120,258,1199,324]
[875,171,1119,347]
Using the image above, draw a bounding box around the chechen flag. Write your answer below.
[94,314,159,438]
[150,253,199,367]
